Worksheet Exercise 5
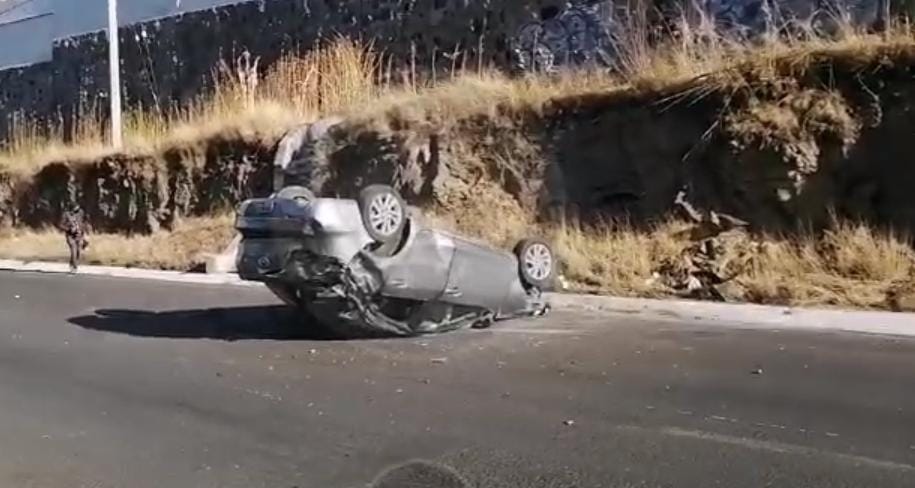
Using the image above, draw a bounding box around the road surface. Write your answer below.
[0,271,914,488]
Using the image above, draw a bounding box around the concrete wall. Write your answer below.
[50,0,247,37]
[0,0,557,146]
[0,14,55,68]
[0,0,247,69]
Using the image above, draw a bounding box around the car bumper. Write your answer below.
[237,239,345,288]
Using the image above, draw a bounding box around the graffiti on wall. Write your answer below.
[706,0,883,39]
[510,1,617,74]
[510,0,887,74]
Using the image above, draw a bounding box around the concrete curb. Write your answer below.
[2,259,915,337]
[547,293,915,337]
[0,259,260,288]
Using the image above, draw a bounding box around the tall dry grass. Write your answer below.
[0,215,235,270]
[0,38,382,174]
[738,221,915,307]
[548,218,915,310]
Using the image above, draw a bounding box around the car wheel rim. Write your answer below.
[368,193,403,237]
[523,243,553,281]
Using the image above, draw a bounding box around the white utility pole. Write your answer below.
[107,0,123,148]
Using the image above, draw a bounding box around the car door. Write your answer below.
[377,229,455,301]
[441,236,517,311]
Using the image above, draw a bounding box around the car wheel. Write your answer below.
[276,185,316,205]
[514,238,556,291]
[358,184,407,244]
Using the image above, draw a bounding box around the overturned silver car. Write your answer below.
[234,184,554,337]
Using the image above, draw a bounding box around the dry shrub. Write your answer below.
[823,220,914,281]
[0,215,235,270]
[260,37,382,115]
[550,220,689,297]
[550,217,915,310]
[344,71,618,134]
[724,88,861,167]
[737,221,915,308]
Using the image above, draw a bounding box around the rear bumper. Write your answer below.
[237,239,346,290]
[235,238,301,281]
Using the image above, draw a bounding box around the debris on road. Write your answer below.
[431,357,448,364]
[751,368,764,375]
[563,419,575,426]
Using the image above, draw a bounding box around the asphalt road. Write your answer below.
[1,272,914,488]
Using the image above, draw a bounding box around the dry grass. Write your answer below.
[0,215,235,270]
[0,38,381,175]
[551,220,689,297]
[738,221,915,308]
[0,102,301,175]
[4,214,909,310]
[259,38,384,115]
[549,219,915,310]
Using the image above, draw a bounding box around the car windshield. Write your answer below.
[2,2,915,488]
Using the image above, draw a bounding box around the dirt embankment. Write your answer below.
[0,136,275,234]
[6,50,914,237]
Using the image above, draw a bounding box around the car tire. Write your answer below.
[514,238,556,291]
[358,184,407,244]
[276,185,316,204]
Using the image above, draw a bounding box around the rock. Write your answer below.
[674,190,704,223]
[272,124,311,190]
[273,117,343,192]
